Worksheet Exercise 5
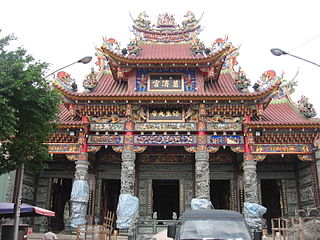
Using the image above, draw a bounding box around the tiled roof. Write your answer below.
[100,43,228,63]
[249,100,320,126]
[55,71,279,100]
[58,104,83,126]
[129,44,197,60]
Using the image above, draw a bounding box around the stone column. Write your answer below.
[315,150,320,190]
[195,150,210,199]
[70,154,90,228]
[243,153,259,204]
[120,150,136,195]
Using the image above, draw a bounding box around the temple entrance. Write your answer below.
[50,178,72,232]
[153,180,179,220]
[261,179,282,233]
[210,180,231,209]
[101,179,121,221]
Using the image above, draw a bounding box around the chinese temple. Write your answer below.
[15,12,320,235]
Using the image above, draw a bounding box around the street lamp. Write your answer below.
[12,56,92,240]
[45,56,92,78]
[270,48,320,68]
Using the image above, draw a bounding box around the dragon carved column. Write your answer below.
[243,115,259,204]
[70,116,90,228]
[195,104,210,200]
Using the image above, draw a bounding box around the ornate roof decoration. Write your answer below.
[252,70,281,92]
[83,67,99,91]
[297,95,317,118]
[234,68,251,92]
[272,77,297,100]
[55,71,77,92]
[130,11,203,43]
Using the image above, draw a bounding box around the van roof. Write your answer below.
[180,210,244,221]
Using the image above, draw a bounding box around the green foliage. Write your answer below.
[0,32,61,174]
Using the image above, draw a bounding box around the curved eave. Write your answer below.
[100,46,230,64]
[53,79,280,102]
[245,122,320,129]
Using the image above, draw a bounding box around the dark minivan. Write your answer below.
[167,209,253,240]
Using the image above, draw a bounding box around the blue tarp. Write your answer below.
[243,202,267,229]
[116,194,139,229]
[191,198,214,210]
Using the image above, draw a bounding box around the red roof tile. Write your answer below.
[130,44,196,60]
[100,43,229,63]
[58,104,83,125]
[249,100,320,126]
[55,71,278,100]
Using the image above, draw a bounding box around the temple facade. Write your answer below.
[15,12,320,236]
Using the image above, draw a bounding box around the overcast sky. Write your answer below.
[1,0,320,115]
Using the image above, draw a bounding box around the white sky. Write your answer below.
[1,0,320,115]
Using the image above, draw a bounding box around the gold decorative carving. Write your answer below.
[87,146,101,152]
[134,146,147,153]
[297,154,313,162]
[112,146,124,153]
[207,146,220,153]
[230,146,244,153]
[112,145,147,153]
[66,154,77,161]
[254,154,266,162]
[184,146,197,153]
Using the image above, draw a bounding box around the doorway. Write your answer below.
[153,180,179,220]
[50,178,72,232]
[101,179,121,220]
[210,180,231,209]
[261,179,282,233]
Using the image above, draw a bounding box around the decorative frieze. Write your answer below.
[135,122,196,131]
[134,135,196,145]
[207,135,244,145]
[90,123,124,132]
[251,144,313,154]
[112,145,147,153]
[138,154,193,163]
[48,143,80,154]
[87,135,124,144]
[207,122,242,132]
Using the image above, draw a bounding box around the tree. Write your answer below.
[0,32,61,174]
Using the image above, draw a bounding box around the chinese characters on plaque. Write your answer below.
[148,74,183,91]
[148,108,183,121]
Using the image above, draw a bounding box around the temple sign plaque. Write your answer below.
[148,73,184,91]
[147,108,184,122]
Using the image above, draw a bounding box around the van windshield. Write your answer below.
[179,218,252,240]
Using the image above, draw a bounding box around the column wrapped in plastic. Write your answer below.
[243,202,267,229]
[70,179,89,228]
[191,198,214,210]
[116,194,139,229]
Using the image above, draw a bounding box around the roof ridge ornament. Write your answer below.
[130,11,203,43]
[297,95,317,118]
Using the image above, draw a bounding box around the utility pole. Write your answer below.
[13,164,24,240]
